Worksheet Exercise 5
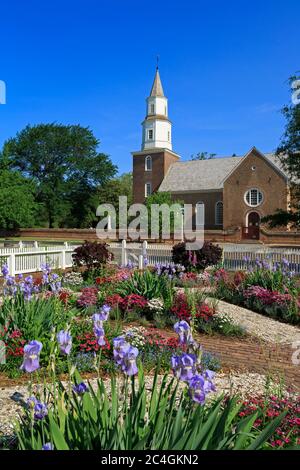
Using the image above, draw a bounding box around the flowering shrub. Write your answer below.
[243,286,292,306]
[172,241,223,272]
[95,268,131,285]
[237,395,300,448]
[77,287,98,308]
[62,272,83,286]
[104,294,123,308]
[170,293,214,322]
[0,326,25,358]
[120,294,148,313]
[77,332,111,355]
[72,241,113,271]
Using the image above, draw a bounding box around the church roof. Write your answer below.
[158,152,290,193]
[150,68,165,97]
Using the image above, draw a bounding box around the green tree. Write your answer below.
[263,74,300,228]
[145,191,183,239]
[3,124,117,228]
[0,164,37,230]
[98,172,133,209]
[191,151,216,160]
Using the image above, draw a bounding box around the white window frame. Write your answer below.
[196,201,205,226]
[145,155,152,171]
[145,182,152,198]
[215,201,223,225]
[244,188,263,207]
[150,103,155,114]
[148,129,153,140]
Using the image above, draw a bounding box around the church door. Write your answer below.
[242,212,260,240]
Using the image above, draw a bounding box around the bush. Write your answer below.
[72,241,112,271]
[172,241,222,271]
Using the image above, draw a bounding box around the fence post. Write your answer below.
[61,249,66,270]
[8,253,16,277]
[64,241,69,249]
[121,240,127,266]
[142,240,147,257]
[138,254,144,270]
[34,241,38,249]
[18,241,23,250]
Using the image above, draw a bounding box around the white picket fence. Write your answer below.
[1,239,300,275]
[108,241,300,273]
[0,244,79,276]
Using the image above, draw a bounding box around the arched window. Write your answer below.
[244,188,263,207]
[215,201,223,225]
[196,201,205,226]
[145,155,152,171]
[145,182,152,198]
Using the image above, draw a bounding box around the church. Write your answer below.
[132,69,291,241]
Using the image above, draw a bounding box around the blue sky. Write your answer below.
[0,0,299,174]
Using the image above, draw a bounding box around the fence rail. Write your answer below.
[0,246,78,276]
[1,240,300,276]
[108,241,300,273]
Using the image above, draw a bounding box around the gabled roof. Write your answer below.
[158,149,291,193]
[150,68,165,97]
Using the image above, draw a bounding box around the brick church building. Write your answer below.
[132,69,292,241]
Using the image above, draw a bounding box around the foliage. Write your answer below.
[115,269,174,306]
[236,395,300,448]
[170,292,214,322]
[0,167,37,229]
[97,172,133,222]
[262,74,300,228]
[172,241,223,272]
[15,367,289,450]
[145,191,184,239]
[214,259,300,325]
[72,241,112,272]
[3,123,117,227]
[191,151,216,160]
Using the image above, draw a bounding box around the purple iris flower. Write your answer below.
[1,264,9,277]
[120,345,139,376]
[113,336,130,364]
[34,401,48,420]
[171,353,196,381]
[174,320,193,345]
[93,304,110,323]
[20,340,42,373]
[42,442,54,450]
[73,382,89,395]
[94,325,106,346]
[27,396,48,419]
[188,375,206,404]
[57,330,72,355]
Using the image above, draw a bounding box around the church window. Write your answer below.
[145,155,152,171]
[150,104,155,114]
[196,201,205,226]
[145,182,152,197]
[168,131,170,141]
[244,188,263,207]
[148,129,153,140]
[215,201,223,225]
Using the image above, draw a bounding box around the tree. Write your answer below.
[0,164,38,230]
[145,191,183,239]
[263,74,300,228]
[3,124,117,228]
[191,151,216,161]
[98,172,133,209]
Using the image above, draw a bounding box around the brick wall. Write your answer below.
[132,149,179,204]
[223,148,288,231]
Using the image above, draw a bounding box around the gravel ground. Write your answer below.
[212,299,300,345]
[0,371,295,442]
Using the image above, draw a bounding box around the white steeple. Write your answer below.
[141,68,172,150]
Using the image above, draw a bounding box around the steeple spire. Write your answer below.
[150,68,164,97]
